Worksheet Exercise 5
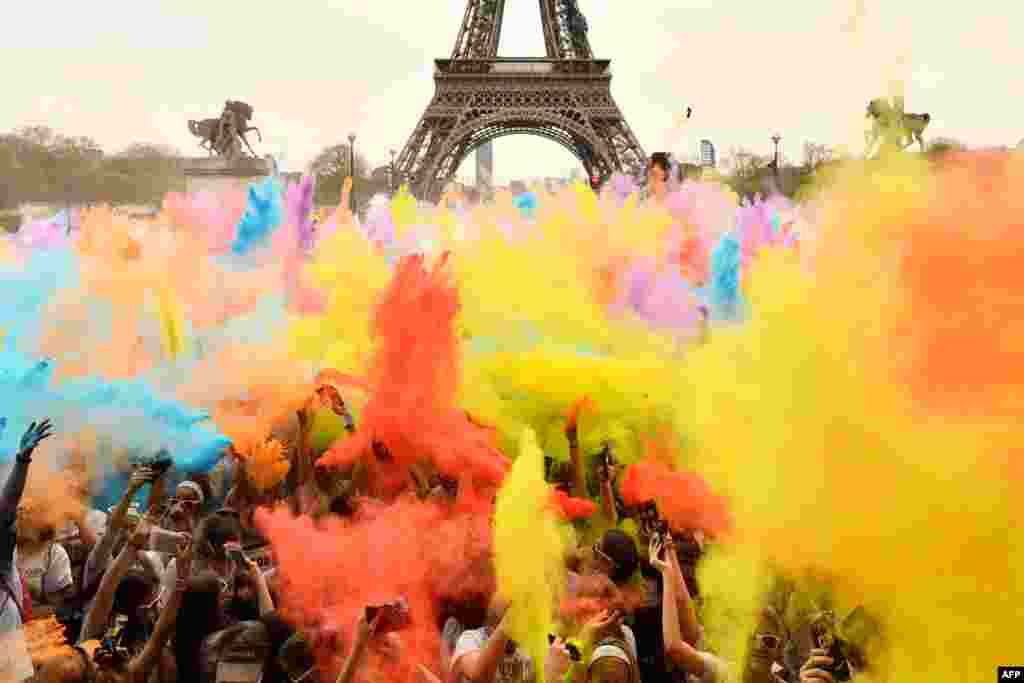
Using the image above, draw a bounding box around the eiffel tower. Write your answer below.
[394,0,646,201]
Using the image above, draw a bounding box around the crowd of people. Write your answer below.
[2,396,865,683]
[3,145,1019,683]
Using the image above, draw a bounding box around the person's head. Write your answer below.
[648,153,671,185]
[744,607,788,683]
[16,512,56,549]
[113,570,160,626]
[213,621,273,683]
[168,480,206,532]
[43,640,132,683]
[228,572,261,623]
[196,511,243,576]
[277,633,317,683]
[35,647,92,683]
[588,530,639,586]
[587,638,634,683]
[178,572,228,641]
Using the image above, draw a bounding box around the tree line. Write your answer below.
[0,127,389,213]
[1,124,969,215]
[0,126,188,210]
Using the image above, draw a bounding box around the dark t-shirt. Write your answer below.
[629,568,688,683]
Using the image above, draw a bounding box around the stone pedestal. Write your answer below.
[182,157,271,195]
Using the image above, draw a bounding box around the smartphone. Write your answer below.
[365,598,411,634]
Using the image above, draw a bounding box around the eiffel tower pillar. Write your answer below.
[395,0,646,202]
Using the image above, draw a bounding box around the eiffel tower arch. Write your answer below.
[395,0,646,201]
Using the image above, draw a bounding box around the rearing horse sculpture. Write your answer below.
[187,101,263,159]
[865,98,931,157]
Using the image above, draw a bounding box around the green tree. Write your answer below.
[310,142,372,206]
[925,137,966,159]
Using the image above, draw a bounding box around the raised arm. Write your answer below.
[0,420,52,525]
[664,535,701,646]
[79,520,151,643]
[243,555,274,616]
[1,420,53,573]
[336,613,378,683]
[82,468,152,589]
[565,421,585,501]
[128,538,193,682]
[653,536,707,676]
[596,447,618,526]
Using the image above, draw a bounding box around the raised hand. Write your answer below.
[18,419,53,458]
[128,466,155,493]
[128,519,152,550]
[648,536,670,573]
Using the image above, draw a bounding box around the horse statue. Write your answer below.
[865,97,931,157]
[187,101,263,159]
[187,118,220,155]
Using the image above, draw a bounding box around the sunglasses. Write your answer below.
[169,497,200,509]
[754,634,782,650]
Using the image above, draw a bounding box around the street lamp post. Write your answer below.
[771,134,781,177]
[389,149,397,195]
[348,132,357,214]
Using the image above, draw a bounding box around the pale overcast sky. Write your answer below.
[2,1,1021,184]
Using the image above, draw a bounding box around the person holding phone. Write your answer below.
[159,513,242,611]
[450,595,573,683]
[651,534,729,683]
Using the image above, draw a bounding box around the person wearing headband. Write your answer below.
[587,641,636,683]
[166,481,206,535]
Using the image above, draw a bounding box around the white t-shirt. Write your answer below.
[17,543,73,604]
[0,554,33,682]
[452,627,535,683]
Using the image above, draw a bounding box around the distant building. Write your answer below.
[700,140,716,167]
[476,141,494,191]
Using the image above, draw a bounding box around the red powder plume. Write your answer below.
[619,442,732,538]
[319,254,509,497]
[895,152,1024,418]
[257,495,494,681]
[550,488,598,520]
[678,236,709,285]
[565,397,595,433]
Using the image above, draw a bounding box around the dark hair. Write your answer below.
[174,573,224,683]
[112,571,154,617]
[600,529,639,585]
[649,153,671,176]
[196,513,242,560]
[278,634,316,676]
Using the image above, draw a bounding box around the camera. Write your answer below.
[548,634,582,662]
[637,501,668,540]
[365,597,411,634]
[129,449,173,478]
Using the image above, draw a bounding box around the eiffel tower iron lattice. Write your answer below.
[394,0,646,201]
